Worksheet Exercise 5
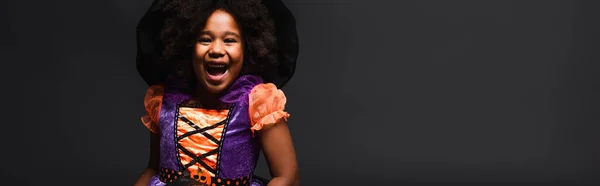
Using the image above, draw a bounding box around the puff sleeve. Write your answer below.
[140,85,164,134]
[248,83,290,134]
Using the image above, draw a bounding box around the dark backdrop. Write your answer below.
[4,0,599,185]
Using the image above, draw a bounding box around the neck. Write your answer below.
[190,84,224,109]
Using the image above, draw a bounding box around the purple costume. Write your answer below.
[144,75,276,186]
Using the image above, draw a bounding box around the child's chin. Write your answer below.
[202,80,231,94]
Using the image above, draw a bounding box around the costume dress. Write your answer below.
[141,75,289,186]
[135,1,298,185]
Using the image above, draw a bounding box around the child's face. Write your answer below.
[192,9,244,94]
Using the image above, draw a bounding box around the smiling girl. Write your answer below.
[133,0,300,185]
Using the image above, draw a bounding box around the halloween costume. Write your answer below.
[135,0,298,186]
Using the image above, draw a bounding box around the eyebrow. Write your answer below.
[200,31,241,38]
[224,31,241,38]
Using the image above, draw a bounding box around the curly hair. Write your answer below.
[158,0,278,89]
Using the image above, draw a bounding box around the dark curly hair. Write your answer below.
[159,0,278,89]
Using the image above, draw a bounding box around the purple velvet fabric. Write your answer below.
[158,76,191,171]
[148,175,165,186]
[220,75,263,105]
[218,104,260,178]
[219,75,263,178]
[250,179,267,186]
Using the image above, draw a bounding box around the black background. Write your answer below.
[4,0,600,185]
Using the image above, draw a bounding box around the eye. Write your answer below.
[224,38,238,44]
[197,37,212,44]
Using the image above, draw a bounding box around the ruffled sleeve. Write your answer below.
[248,83,290,134]
[140,84,164,134]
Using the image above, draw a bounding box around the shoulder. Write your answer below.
[141,84,165,134]
[248,83,289,133]
[144,84,165,118]
[249,83,286,104]
[144,84,165,101]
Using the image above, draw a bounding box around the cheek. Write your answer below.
[227,46,244,71]
[191,51,204,75]
[229,46,244,63]
[194,45,208,59]
[193,46,207,68]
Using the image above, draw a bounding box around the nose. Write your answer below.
[208,41,225,58]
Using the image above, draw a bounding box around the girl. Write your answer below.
[133,0,300,185]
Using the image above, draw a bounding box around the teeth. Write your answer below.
[207,64,226,68]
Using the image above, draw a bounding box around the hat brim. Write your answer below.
[263,0,299,88]
[136,0,170,86]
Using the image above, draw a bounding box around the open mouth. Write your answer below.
[206,63,228,76]
[204,62,229,82]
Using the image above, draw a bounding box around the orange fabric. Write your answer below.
[141,85,164,133]
[177,107,229,177]
[248,83,290,135]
